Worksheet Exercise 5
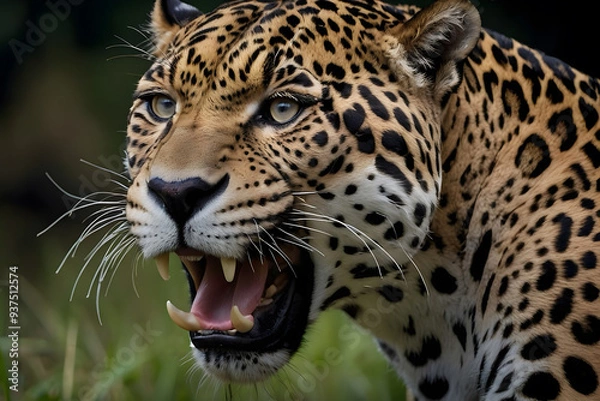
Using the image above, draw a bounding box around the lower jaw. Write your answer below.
[193,347,292,383]
[188,250,315,381]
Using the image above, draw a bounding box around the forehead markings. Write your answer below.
[146,0,408,126]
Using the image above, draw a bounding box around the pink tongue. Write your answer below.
[190,260,269,330]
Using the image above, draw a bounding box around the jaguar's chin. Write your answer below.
[156,244,315,382]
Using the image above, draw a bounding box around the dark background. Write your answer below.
[0,0,597,399]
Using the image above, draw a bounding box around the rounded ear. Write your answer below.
[384,0,481,101]
[151,0,202,56]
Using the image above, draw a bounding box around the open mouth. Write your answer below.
[154,243,314,353]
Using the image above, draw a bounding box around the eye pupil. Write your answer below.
[269,99,300,124]
[151,95,176,119]
[276,102,291,113]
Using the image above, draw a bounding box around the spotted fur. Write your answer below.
[122,0,600,399]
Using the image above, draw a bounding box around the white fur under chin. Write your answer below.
[192,347,292,383]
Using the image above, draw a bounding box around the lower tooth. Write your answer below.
[166,300,204,331]
[230,305,254,333]
[259,298,273,307]
[264,284,278,299]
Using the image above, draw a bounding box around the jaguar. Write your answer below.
[115,0,600,399]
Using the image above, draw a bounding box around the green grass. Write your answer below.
[1,232,406,401]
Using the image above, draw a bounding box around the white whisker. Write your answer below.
[281,221,332,237]
[41,154,137,324]
[246,249,256,273]
[274,227,324,256]
[131,249,145,298]
[104,237,137,295]
[253,219,265,264]
[126,25,152,41]
[296,213,384,276]
[37,194,123,237]
[245,233,264,259]
[267,249,282,272]
[109,35,156,61]
[83,224,130,295]
[79,159,129,181]
[292,208,404,280]
[258,226,296,276]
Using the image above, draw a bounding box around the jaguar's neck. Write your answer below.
[342,29,598,400]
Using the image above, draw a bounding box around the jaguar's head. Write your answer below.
[125,0,480,382]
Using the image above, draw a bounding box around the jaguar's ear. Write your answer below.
[384,0,480,101]
[151,0,202,55]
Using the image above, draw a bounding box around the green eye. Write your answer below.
[150,95,176,120]
[269,98,300,124]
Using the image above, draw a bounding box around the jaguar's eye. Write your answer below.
[269,98,300,124]
[149,95,176,120]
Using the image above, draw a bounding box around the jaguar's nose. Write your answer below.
[148,174,229,226]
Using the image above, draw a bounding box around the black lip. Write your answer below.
[186,249,314,354]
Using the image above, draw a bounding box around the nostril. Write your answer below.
[148,174,229,226]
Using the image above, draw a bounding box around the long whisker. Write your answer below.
[41,159,138,323]
[257,226,296,276]
[383,215,429,295]
[79,159,129,181]
[292,208,404,279]
[82,206,126,224]
[103,236,137,294]
[38,200,122,237]
[131,250,146,297]
[259,228,293,269]
[266,249,282,272]
[52,211,126,276]
[69,212,127,262]
[37,174,125,237]
[276,236,319,256]
[69,221,128,304]
[253,219,265,264]
[109,35,156,61]
[82,223,130,296]
[296,214,384,277]
[93,235,137,322]
[274,226,324,256]
[107,179,130,190]
[245,233,264,259]
[397,240,429,296]
[282,221,332,237]
[123,25,154,50]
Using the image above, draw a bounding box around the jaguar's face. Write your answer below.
[124,0,479,383]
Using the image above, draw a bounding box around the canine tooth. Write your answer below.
[227,329,238,335]
[221,257,236,283]
[230,305,254,333]
[264,284,278,299]
[258,298,273,307]
[154,253,170,280]
[166,300,203,331]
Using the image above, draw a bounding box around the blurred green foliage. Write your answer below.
[1,0,597,400]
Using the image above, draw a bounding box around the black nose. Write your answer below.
[148,174,229,226]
